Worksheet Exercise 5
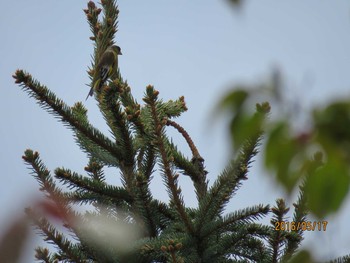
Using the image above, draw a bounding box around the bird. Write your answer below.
[86,45,122,100]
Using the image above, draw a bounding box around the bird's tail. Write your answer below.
[85,79,101,101]
[85,87,94,101]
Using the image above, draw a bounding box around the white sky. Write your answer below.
[1,0,350,261]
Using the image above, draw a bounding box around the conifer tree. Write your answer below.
[12,1,346,262]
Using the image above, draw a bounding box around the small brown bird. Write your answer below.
[86,45,122,100]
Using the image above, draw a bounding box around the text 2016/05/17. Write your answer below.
[275,221,328,231]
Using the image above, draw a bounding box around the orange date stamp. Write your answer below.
[275,221,328,231]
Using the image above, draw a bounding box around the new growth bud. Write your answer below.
[87,1,96,8]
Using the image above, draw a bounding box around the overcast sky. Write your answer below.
[1,1,350,261]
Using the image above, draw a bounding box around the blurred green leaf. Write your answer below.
[265,122,291,168]
[219,89,255,150]
[227,0,243,8]
[230,110,264,150]
[305,161,350,218]
[220,76,350,221]
[219,89,248,112]
[265,122,304,192]
[288,250,313,263]
[314,101,350,156]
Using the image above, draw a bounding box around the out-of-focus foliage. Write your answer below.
[218,89,269,151]
[227,0,243,8]
[219,70,350,219]
[288,250,313,263]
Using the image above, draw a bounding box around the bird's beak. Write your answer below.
[119,52,123,55]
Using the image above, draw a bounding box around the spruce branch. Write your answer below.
[35,247,55,263]
[160,96,188,118]
[269,198,289,263]
[165,140,199,176]
[196,134,262,232]
[164,139,208,200]
[245,223,274,241]
[70,102,125,167]
[196,105,268,233]
[22,149,67,205]
[84,1,101,41]
[99,86,135,169]
[93,88,137,191]
[200,214,272,262]
[128,236,183,263]
[166,119,200,158]
[71,104,123,168]
[280,154,323,262]
[14,71,124,165]
[22,150,93,257]
[84,158,105,182]
[145,85,194,235]
[87,0,119,96]
[280,185,307,262]
[23,150,100,260]
[150,200,176,228]
[100,0,119,44]
[26,208,89,262]
[203,227,268,262]
[63,191,114,207]
[134,172,158,237]
[55,168,133,204]
[327,254,350,263]
[201,204,270,238]
[137,144,156,180]
[166,119,208,199]
[110,80,147,136]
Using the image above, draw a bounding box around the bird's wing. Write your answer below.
[100,66,109,83]
[97,49,115,69]
[98,49,116,82]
